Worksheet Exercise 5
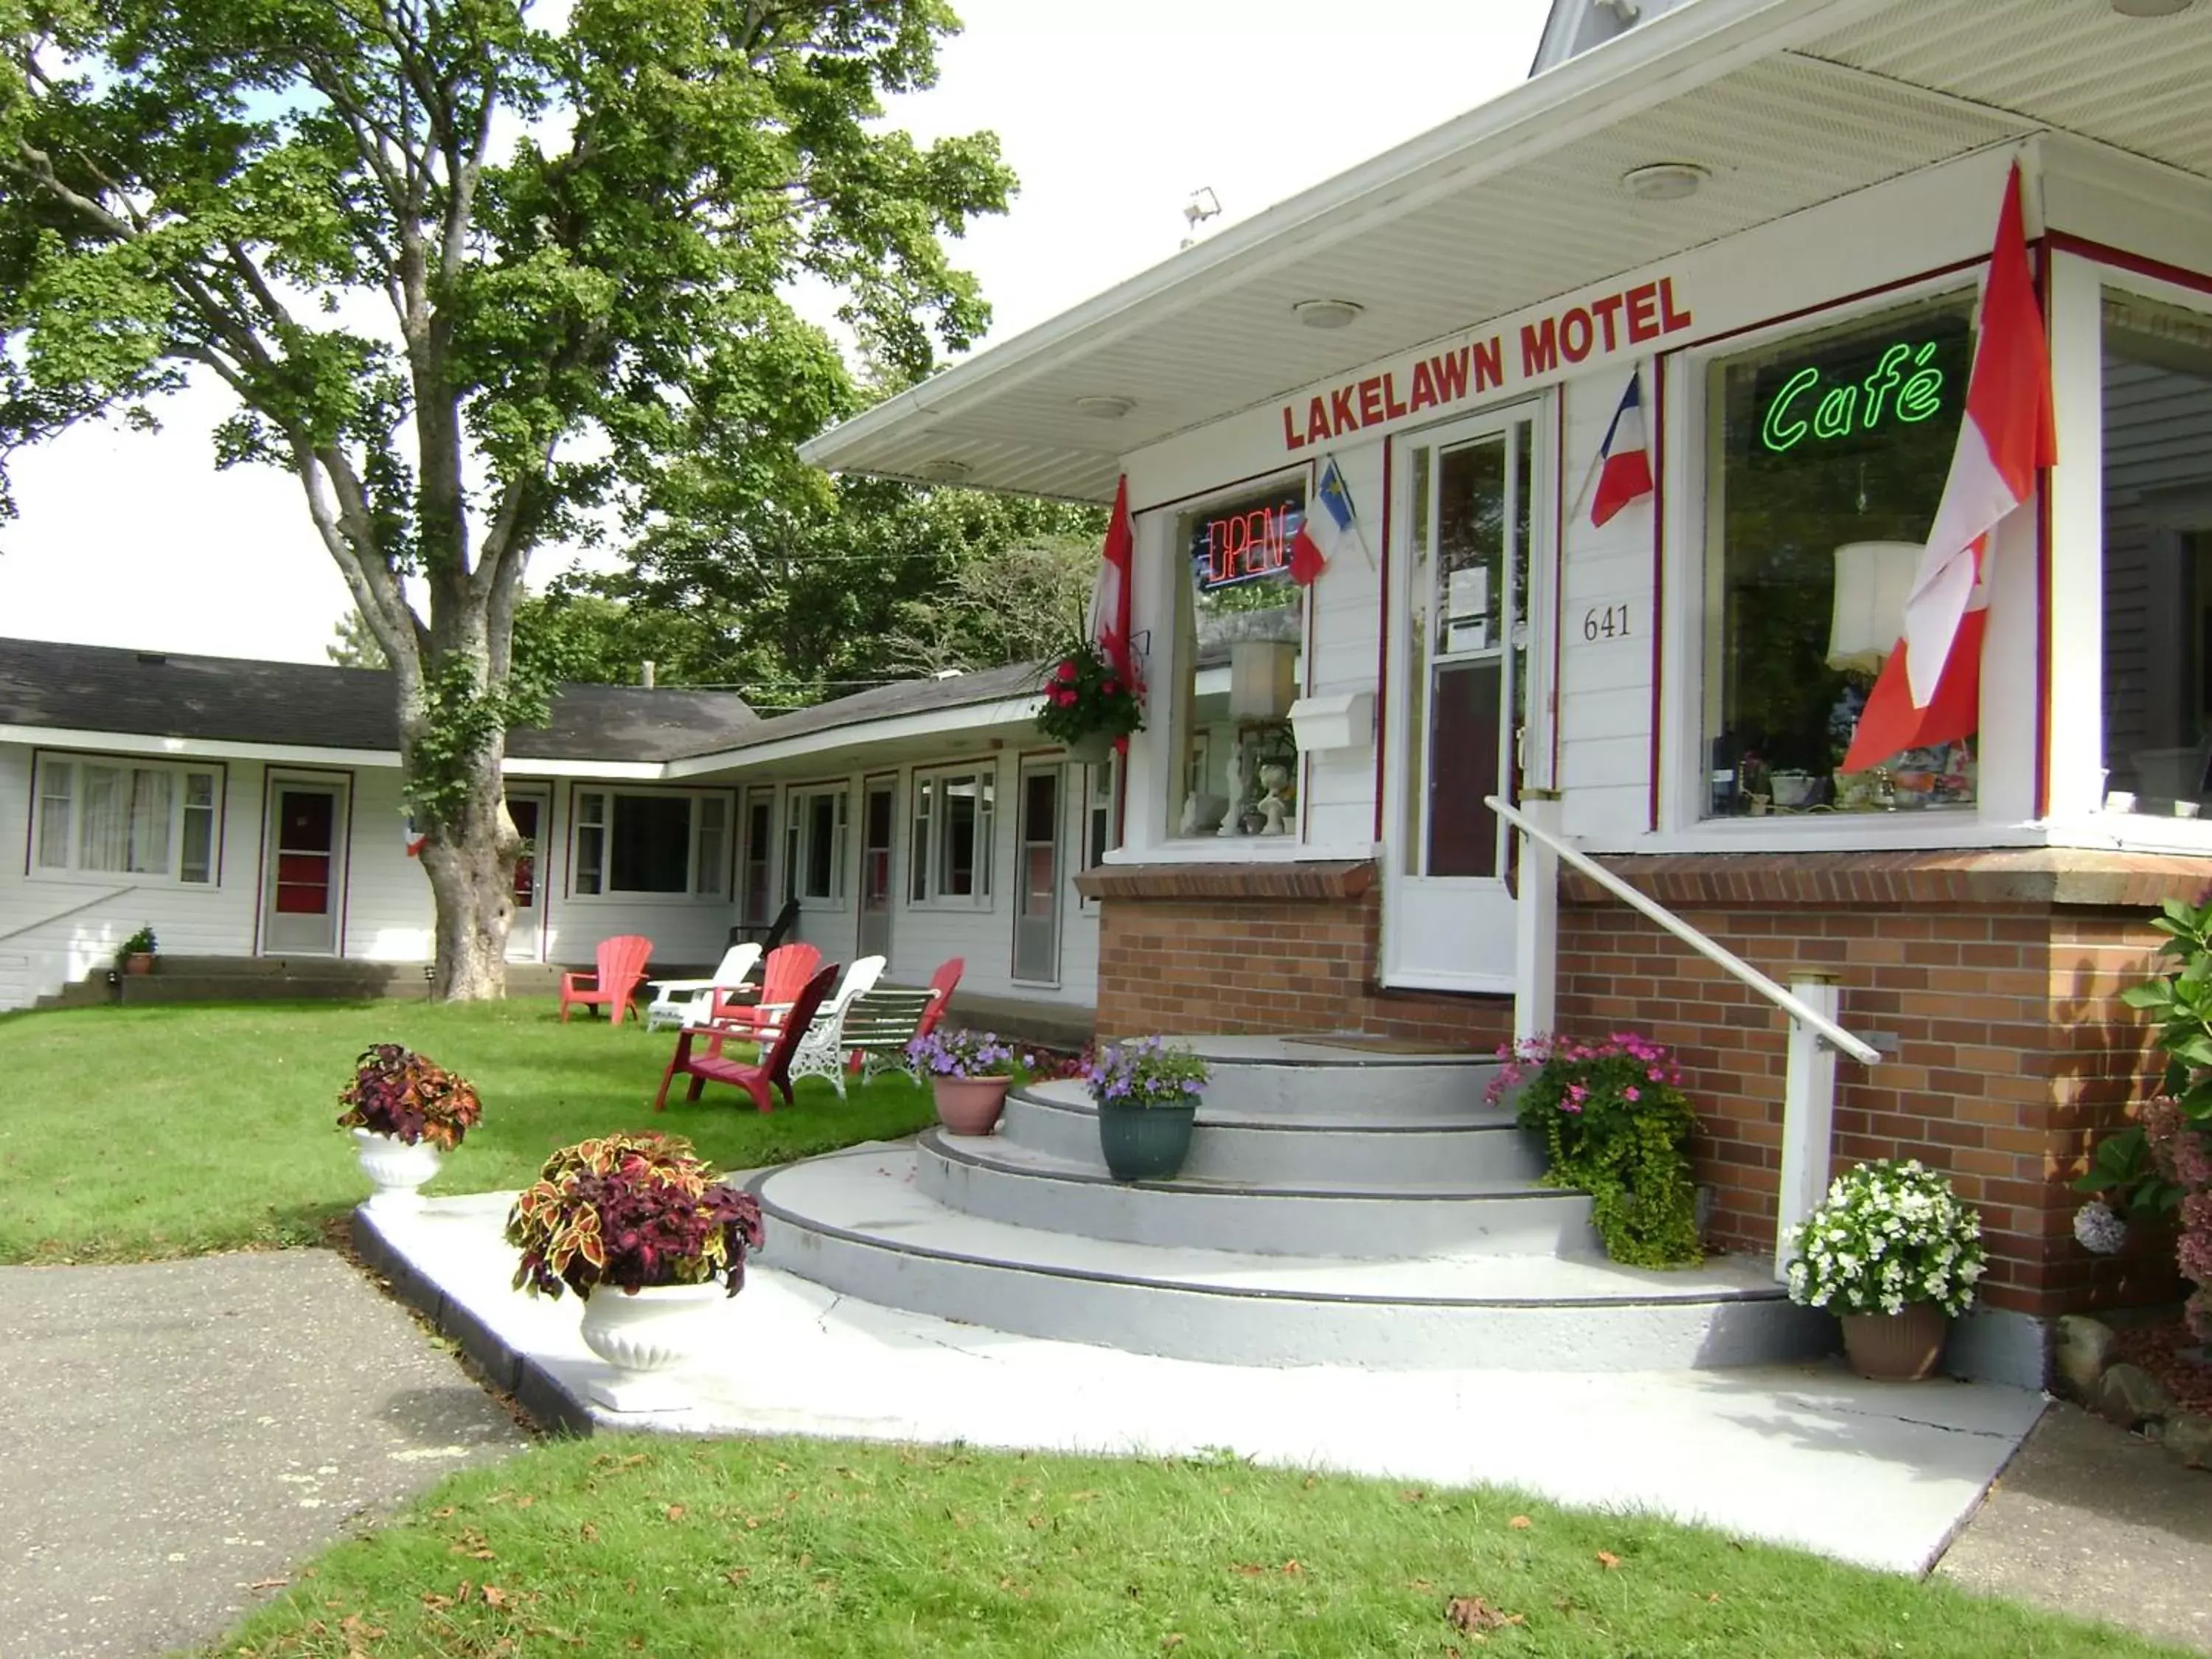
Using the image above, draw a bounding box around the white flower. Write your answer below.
[2073,1200,2128,1256]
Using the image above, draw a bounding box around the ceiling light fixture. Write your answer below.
[2110,0,2191,15]
[1621,161,1710,201]
[1292,298,1364,330]
[1074,395,1135,419]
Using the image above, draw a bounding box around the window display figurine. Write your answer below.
[1256,761,1293,836]
[1217,734,1253,837]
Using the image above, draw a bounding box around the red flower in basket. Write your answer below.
[1054,658,1079,681]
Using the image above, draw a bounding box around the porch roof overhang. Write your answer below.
[799,0,2212,503]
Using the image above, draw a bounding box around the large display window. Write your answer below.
[1700,293,1975,817]
[1166,481,1307,841]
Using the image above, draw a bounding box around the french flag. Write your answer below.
[1289,456,1356,586]
[1590,372,1654,527]
[1842,163,2053,773]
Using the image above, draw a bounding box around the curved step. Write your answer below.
[1001,1085,1546,1189]
[1145,1034,1509,1122]
[752,1147,1832,1372]
[917,1130,1595,1257]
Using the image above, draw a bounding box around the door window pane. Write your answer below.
[742,793,773,921]
[1703,296,1975,815]
[575,791,605,894]
[695,796,727,897]
[939,777,981,897]
[509,797,540,907]
[180,772,217,885]
[36,759,72,869]
[2102,293,2212,815]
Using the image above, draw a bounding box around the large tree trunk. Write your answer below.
[414,751,521,1000]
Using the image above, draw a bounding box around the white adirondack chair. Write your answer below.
[643,942,762,1032]
[773,954,887,1099]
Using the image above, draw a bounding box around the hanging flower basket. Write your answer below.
[1035,638,1143,757]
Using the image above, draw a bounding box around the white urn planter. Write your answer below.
[577,1281,727,1412]
[351,1127,441,1214]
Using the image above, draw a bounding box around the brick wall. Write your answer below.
[1083,848,2205,1323]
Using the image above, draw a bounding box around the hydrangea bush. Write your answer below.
[335,1043,483,1150]
[1488,1032,1702,1268]
[2076,892,2212,1338]
[906,1028,1020,1080]
[506,1133,762,1302]
[1087,1037,1208,1109]
[1785,1159,1986,1318]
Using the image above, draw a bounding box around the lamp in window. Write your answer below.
[1228,640,1298,720]
[1826,541,1922,675]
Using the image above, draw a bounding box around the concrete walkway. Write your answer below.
[364,1190,2048,1576]
[0,1251,525,1659]
[1939,1402,2212,1653]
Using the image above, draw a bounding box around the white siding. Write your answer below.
[1301,437,1387,852]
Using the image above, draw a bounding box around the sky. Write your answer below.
[0,0,1554,666]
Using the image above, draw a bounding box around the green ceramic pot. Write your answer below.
[1096,1100,1197,1183]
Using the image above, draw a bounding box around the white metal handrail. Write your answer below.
[1485,796,1881,1068]
[0,886,133,946]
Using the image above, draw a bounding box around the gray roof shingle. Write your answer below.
[0,637,759,763]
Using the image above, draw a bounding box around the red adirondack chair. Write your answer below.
[655,963,841,1114]
[911,956,966,1044]
[558,934,654,1026]
[709,942,823,1035]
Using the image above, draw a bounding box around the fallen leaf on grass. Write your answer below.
[1596,1551,1621,1570]
[664,1505,686,1522]
[1408,1578,1436,1593]
[420,1593,451,1610]
[726,1569,751,1586]
[1281,1560,1305,1576]
[580,1523,599,1544]
[1445,1596,1525,1633]
[481,1585,510,1608]
[1161,1637,1186,1650]
[1400,1489,1427,1503]
[1232,1564,1267,1577]
[1509,1516,1531,1530]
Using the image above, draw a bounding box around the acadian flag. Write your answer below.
[1841,163,2054,773]
[1090,474,1135,678]
[1290,456,1355,586]
[1590,371,1654,527]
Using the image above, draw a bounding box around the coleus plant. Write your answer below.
[506,1133,763,1302]
[335,1043,482,1150]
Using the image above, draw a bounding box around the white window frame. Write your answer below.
[567,785,734,902]
[2041,254,2212,854]
[28,750,225,886]
[1159,467,1314,849]
[1657,271,2043,850]
[1078,754,1119,914]
[908,761,996,910]
[783,783,850,910]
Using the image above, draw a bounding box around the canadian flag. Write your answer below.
[1089,474,1135,678]
[1841,164,2056,773]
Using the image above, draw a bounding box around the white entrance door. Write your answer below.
[262,781,347,956]
[1382,405,1554,992]
[858,776,896,963]
[1012,762,1062,986]
[505,789,549,962]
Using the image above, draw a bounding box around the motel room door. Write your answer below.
[858,776,897,963]
[1381,404,1554,992]
[505,788,549,962]
[1012,762,1061,986]
[262,779,348,956]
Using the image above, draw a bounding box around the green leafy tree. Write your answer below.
[0,0,1010,995]
[327,608,389,669]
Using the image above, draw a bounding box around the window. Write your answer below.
[784,786,848,904]
[1702,294,1975,817]
[2101,291,2212,818]
[1169,481,1305,838]
[1085,757,1119,872]
[910,767,994,905]
[571,789,730,897]
[31,754,221,883]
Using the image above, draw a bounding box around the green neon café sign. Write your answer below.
[1759,339,1947,453]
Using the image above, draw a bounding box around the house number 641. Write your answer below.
[1581,604,1630,641]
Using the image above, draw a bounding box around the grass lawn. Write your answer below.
[206,1433,2188,1659]
[0,999,938,1265]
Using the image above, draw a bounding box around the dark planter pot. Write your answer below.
[124,953,156,976]
[1096,1100,1198,1183]
[1064,730,1117,765]
[1840,1302,1950,1382]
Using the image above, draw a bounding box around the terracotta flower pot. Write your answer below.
[125,953,156,976]
[1096,1100,1198,1183]
[1840,1302,1950,1382]
[933,1075,1012,1135]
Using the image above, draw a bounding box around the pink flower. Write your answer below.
[1055,659,1079,682]
[1102,678,1121,697]
[1624,1086,1641,1102]
[1051,687,1076,706]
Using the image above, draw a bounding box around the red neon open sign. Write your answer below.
[1191,488,1304,591]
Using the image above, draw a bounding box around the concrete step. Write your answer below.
[1001,1083,1545,1187]
[917,1130,1591,1256]
[752,1146,1829,1371]
[1156,1034,1509,1121]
